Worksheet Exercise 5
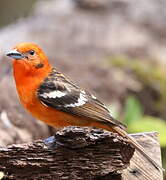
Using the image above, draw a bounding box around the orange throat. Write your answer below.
[13,60,52,107]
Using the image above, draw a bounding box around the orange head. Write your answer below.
[6,42,51,75]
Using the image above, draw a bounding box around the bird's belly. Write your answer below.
[21,96,89,128]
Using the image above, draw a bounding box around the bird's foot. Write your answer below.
[43,136,66,149]
[43,127,93,149]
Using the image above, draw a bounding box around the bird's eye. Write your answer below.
[29,50,35,55]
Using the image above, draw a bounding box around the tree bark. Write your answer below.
[0,127,163,180]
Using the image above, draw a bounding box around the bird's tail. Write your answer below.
[112,126,164,172]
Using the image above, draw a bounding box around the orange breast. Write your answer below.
[12,61,75,128]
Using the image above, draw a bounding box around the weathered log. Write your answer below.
[122,132,163,180]
[0,127,163,180]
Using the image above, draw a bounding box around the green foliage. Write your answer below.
[109,56,166,115]
[123,96,166,147]
[128,116,166,146]
[123,96,143,125]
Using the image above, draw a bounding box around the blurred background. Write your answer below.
[0,0,166,177]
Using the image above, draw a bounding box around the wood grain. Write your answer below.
[122,132,163,180]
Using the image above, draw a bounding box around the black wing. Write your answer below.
[37,68,126,129]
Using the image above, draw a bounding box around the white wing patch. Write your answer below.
[64,90,87,107]
[40,90,66,98]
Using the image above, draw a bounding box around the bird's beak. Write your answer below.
[6,49,24,60]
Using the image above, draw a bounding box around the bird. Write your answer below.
[6,42,163,171]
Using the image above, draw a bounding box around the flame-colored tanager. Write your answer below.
[6,42,163,171]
